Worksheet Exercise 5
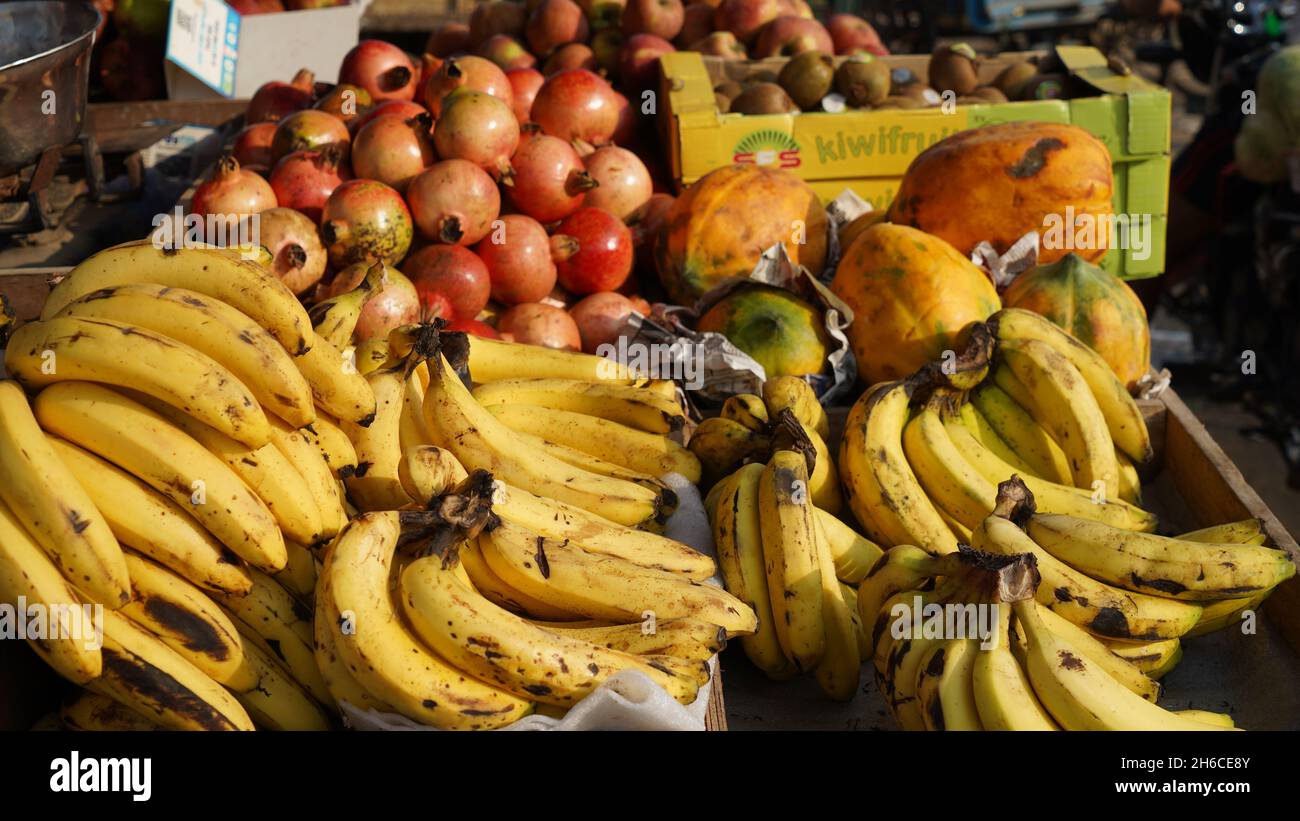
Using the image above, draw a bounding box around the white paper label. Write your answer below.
[166,0,241,96]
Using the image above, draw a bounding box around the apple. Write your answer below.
[622,0,685,40]
[826,12,887,55]
[426,22,473,57]
[690,30,747,59]
[752,15,833,57]
[544,42,598,74]
[470,0,528,45]
[619,32,675,92]
[675,3,714,47]
[712,0,783,44]
[477,34,538,70]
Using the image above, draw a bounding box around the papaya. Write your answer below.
[1001,253,1151,390]
[888,121,1114,265]
[696,285,830,379]
[830,223,1000,384]
[655,165,828,306]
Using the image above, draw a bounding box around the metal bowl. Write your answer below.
[0,1,102,176]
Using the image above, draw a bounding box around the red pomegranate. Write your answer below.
[406,160,501,246]
[470,0,528,44]
[627,191,675,273]
[247,68,315,123]
[623,0,685,40]
[526,0,590,57]
[543,42,597,75]
[610,92,638,147]
[619,33,675,92]
[581,146,652,220]
[231,122,277,169]
[506,134,596,223]
[270,110,351,164]
[676,3,714,48]
[268,148,350,223]
[444,317,501,339]
[327,262,422,342]
[427,21,473,57]
[404,244,492,320]
[477,33,536,71]
[432,91,520,181]
[191,156,277,221]
[497,302,581,350]
[351,113,437,193]
[531,69,620,145]
[247,207,327,294]
[354,99,430,132]
[320,179,414,268]
[313,84,373,133]
[338,40,418,103]
[421,56,514,117]
[553,206,633,294]
[475,214,559,304]
[569,291,636,354]
[506,67,545,121]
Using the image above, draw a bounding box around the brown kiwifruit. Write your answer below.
[730,82,799,115]
[970,85,1008,103]
[778,51,836,111]
[1018,73,1069,101]
[833,56,891,108]
[898,83,942,107]
[715,80,743,99]
[879,95,923,110]
[928,42,979,95]
[747,69,779,84]
[992,61,1037,98]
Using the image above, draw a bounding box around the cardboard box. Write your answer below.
[658,45,1172,279]
[164,0,369,101]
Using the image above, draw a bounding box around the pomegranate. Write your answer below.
[569,291,635,354]
[421,55,514,117]
[582,146,652,220]
[191,156,277,221]
[246,207,327,294]
[404,244,492,320]
[753,15,832,57]
[270,110,351,164]
[506,134,595,223]
[676,3,713,47]
[627,294,653,315]
[427,21,473,56]
[713,0,783,44]
[610,92,637,147]
[355,99,429,132]
[338,39,418,103]
[526,0,590,57]
[543,43,597,75]
[327,262,422,342]
[444,317,501,338]
[553,206,633,294]
[268,148,350,223]
[627,191,674,273]
[351,113,436,193]
[623,0,684,39]
[475,215,559,304]
[433,91,520,181]
[531,69,620,145]
[313,83,373,133]
[231,122,277,169]
[497,302,581,350]
[421,290,455,321]
[506,67,546,121]
[406,160,501,246]
[619,33,675,92]
[477,33,537,71]
[247,68,315,123]
[470,0,528,44]
[320,179,414,268]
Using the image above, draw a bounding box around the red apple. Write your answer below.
[427,22,473,57]
[477,33,537,70]
[569,291,636,354]
[782,0,812,17]
[826,12,886,55]
[675,3,713,47]
[526,0,590,57]
[553,206,634,294]
[752,15,832,57]
[619,33,675,92]
[712,0,782,44]
[543,42,597,75]
[626,191,674,274]
[622,0,685,40]
[690,30,747,59]
[497,302,582,350]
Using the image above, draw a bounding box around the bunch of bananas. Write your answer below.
[859,478,1295,731]
[1,240,379,731]
[839,309,1160,555]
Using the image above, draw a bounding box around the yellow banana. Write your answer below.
[759,450,825,670]
[267,416,346,542]
[312,572,396,715]
[1115,448,1142,505]
[223,629,332,731]
[971,600,1058,731]
[970,383,1073,484]
[301,413,360,479]
[473,377,685,435]
[309,261,385,349]
[294,330,378,426]
[688,415,768,487]
[460,536,579,620]
[916,638,983,731]
[1104,637,1184,677]
[511,428,671,493]
[275,540,318,604]
[763,375,830,440]
[903,397,995,530]
[840,582,872,660]
[398,444,469,502]
[61,692,159,731]
[720,393,769,432]
[812,512,860,701]
[1180,519,1266,545]
[1020,601,1160,702]
[467,334,639,384]
[814,507,883,584]
[958,400,1038,477]
[528,617,725,660]
[1186,590,1270,637]
[343,365,412,512]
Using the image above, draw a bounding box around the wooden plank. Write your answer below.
[0,270,57,323]
[704,669,727,731]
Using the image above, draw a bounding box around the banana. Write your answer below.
[998,338,1118,495]
[763,375,830,440]
[0,499,103,684]
[309,261,385,349]
[61,692,159,731]
[423,350,666,527]
[43,240,313,356]
[1115,448,1142,505]
[1180,519,1266,545]
[478,517,756,635]
[473,378,685,435]
[903,397,995,530]
[814,507,883,584]
[804,427,843,514]
[8,316,272,448]
[0,381,130,607]
[1021,602,1160,702]
[855,545,943,659]
[321,512,533,727]
[343,364,413,512]
[958,401,1039,477]
[713,464,797,678]
[35,382,287,573]
[301,413,360,479]
[353,338,390,376]
[1014,599,1229,730]
[1103,637,1184,677]
[89,609,254,731]
[398,364,432,457]
[512,429,672,494]
[991,308,1153,464]
[1175,709,1235,728]
[460,537,579,620]
[721,393,770,432]
[267,415,346,542]
[401,552,701,707]
[467,334,639,384]
[1186,591,1269,637]
[812,512,860,701]
[56,283,314,427]
[971,383,1073,484]
[1026,513,1296,601]
[47,437,251,595]
[938,507,974,543]
[527,617,725,660]
[758,450,825,670]
[883,624,945,730]
[487,403,702,483]
[294,330,379,426]
[275,540,318,603]
[312,573,396,715]
[916,638,983,731]
[840,583,872,660]
[210,567,330,705]
[688,415,769,486]
[223,629,332,731]
[133,395,324,547]
[399,445,469,502]
[971,600,1058,730]
[119,552,244,683]
[838,382,956,554]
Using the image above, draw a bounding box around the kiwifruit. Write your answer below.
[970,85,1008,103]
[1018,73,1068,101]
[778,51,836,111]
[747,69,779,84]
[730,82,799,115]
[898,83,942,106]
[879,95,923,110]
[833,56,891,108]
[928,42,979,96]
[992,61,1037,98]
